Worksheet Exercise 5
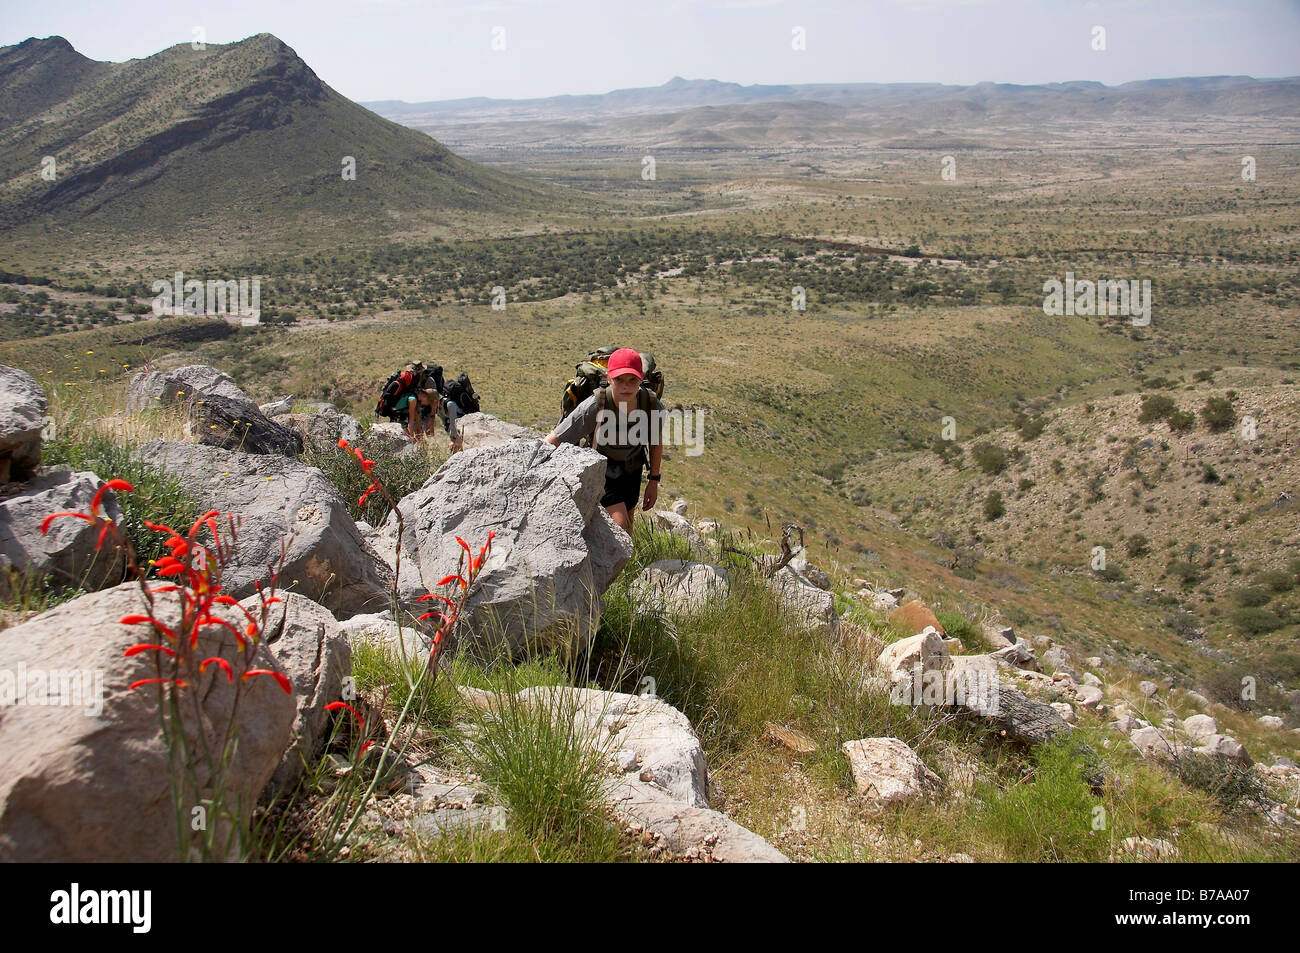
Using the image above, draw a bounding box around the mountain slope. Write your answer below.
[0,34,557,240]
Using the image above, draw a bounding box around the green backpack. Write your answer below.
[559,346,664,423]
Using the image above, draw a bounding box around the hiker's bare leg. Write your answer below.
[606,502,632,534]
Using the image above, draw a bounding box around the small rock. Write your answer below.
[1182,713,1217,742]
[1050,702,1076,723]
[1122,836,1179,861]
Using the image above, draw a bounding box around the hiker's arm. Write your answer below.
[547,398,594,447]
[445,400,461,440]
[406,401,419,439]
[643,441,663,510]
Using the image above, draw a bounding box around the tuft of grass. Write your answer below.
[935,610,984,652]
[459,679,627,862]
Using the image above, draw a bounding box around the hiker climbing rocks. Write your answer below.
[375,361,480,451]
[545,347,664,533]
[399,387,439,441]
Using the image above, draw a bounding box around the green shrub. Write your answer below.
[972,443,1010,475]
[1126,534,1151,558]
[1234,586,1272,608]
[1230,607,1283,636]
[983,490,1006,521]
[1254,570,1295,593]
[1170,752,1270,818]
[42,431,196,569]
[1138,394,1177,423]
[1167,410,1195,432]
[935,610,983,652]
[1165,560,1202,586]
[1019,416,1047,441]
[1200,397,1236,432]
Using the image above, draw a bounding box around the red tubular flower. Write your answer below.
[358,482,380,507]
[143,519,182,538]
[90,479,133,517]
[187,509,221,540]
[40,510,94,535]
[325,700,365,730]
[199,657,234,682]
[124,643,176,658]
[455,536,472,561]
[418,593,456,609]
[120,615,179,642]
[337,438,350,450]
[128,677,187,691]
[196,615,246,649]
[436,574,466,589]
[242,669,292,694]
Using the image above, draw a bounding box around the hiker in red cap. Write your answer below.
[545,347,664,533]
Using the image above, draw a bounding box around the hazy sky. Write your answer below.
[4,0,1298,102]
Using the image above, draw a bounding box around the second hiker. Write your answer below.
[544,347,663,533]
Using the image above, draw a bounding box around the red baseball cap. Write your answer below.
[606,347,644,381]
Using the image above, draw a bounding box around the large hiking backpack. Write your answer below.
[559,347,664,422]
[442,372,481,415]
[375,362,443,422]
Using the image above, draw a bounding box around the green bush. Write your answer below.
[1167,410,1195,432]
[1229,607,1283,636]
[1200,397,1236,432]
[1234,586,1272,608]
[1126,534,1151,558]
[1165,560,1202,586]
[983,490,1006,521]
[1019,416,1047,441]
[1138,394,1177,423]
[42,431,196,569]
[1171,751,1270,818]
[1254,570,1295,593]
[972,443,1010,476]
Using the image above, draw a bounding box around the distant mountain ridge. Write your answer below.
[365,73,1300,126]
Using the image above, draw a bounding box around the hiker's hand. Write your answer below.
[642,480,658,511]
[449,434,463,453]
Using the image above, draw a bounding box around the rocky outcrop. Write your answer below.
[126,364,301,455]
[767,565,837,638]
[375,441,630,660]
[140,440,393,619]
[629,559,730,616]
[647,509,707,551]
[258,592,352,793]
[0,365,45,483]
[185,391,304,456]
[0,470,129,597]
[0,583,295,861]
[456,413,542,451]
[841,737,940,805]
[274,407,363,454]
[126,363,251,412]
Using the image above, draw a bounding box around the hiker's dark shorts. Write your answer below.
[600,464,643,512]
